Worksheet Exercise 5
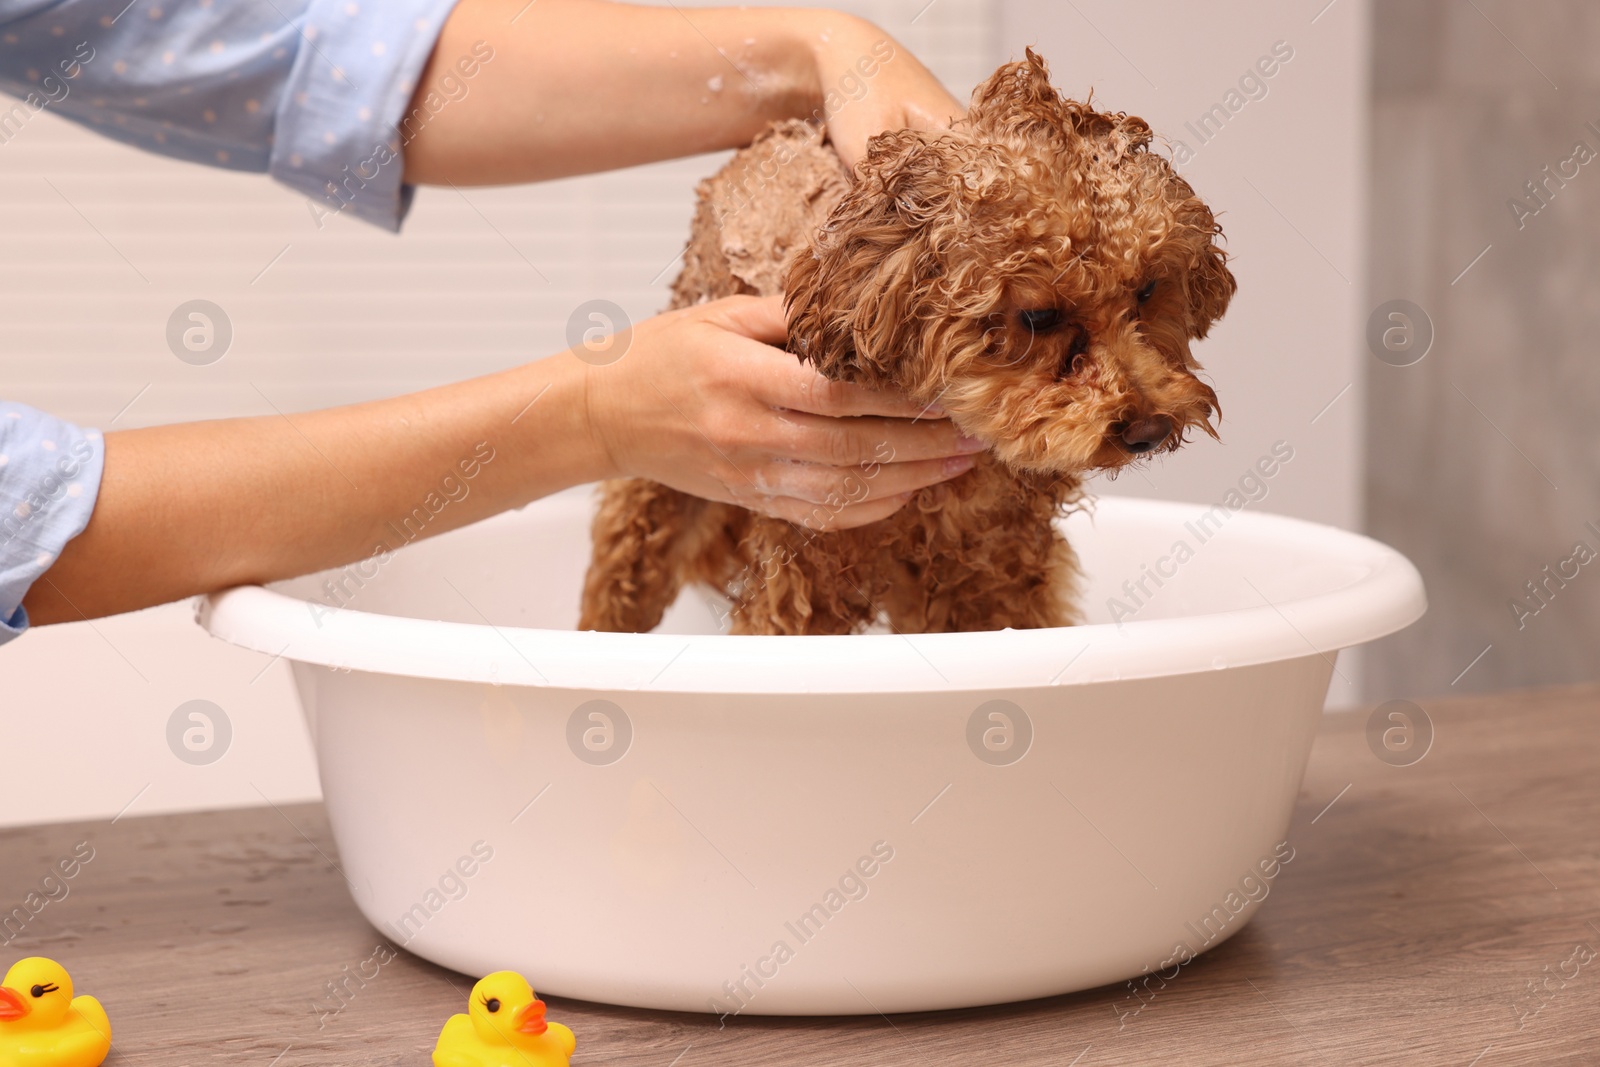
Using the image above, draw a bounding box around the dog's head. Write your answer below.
[786,49,1234,474]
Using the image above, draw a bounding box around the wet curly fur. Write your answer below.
[579,49,1235,636]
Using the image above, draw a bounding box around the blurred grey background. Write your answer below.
[1365,0,1597,700]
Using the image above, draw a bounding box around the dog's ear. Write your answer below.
[962,51,1153,170]
[965,47,1064,138]
[1189,238,1236,336]
[1181,198,1237,337]
[784,129,966,389]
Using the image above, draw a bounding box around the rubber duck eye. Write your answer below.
[30,983,57,997]
[1136,279,1157,304]
[485,997,501,1013]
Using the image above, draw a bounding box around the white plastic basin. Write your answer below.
[198,489,1424,1015]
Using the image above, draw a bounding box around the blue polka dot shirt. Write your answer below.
[0,404,106,645]
[0,0,466,231]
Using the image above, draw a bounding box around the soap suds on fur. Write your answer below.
[668,120,850,301]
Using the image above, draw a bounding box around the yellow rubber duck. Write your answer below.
[432,970,574,1067]
[0,958,111,1067]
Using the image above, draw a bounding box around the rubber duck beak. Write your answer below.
[515,998,548,1036]
[0,986,29,1021]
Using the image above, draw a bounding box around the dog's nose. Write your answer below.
[1117,416,1174,454]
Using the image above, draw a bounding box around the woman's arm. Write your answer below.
[22,295,978,625]
[401,0,964,184]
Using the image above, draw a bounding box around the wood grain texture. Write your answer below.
[3,684,1597,1066]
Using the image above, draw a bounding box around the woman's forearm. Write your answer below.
[402,0,857,184]
[22,352,607,625]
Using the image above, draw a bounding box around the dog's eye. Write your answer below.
[1018,308,1064,333]
[1136,280,1158,304]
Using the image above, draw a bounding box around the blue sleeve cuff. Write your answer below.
[267,0,465,232]
[0,602,29,643]
[0,404,106,646]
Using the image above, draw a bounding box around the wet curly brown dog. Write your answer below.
[579,49,1235,636]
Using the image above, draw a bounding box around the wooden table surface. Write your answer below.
[3,684,1597,1066]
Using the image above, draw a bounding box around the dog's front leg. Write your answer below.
[728,519,878,635]
[578,478,703,633]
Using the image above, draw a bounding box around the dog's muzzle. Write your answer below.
[1114,415,1174,455]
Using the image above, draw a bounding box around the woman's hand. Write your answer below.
[805,13,966,170]
[580,294,984,530]
[404,1,966,186]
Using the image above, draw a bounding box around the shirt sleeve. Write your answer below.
[0,403,106,645]
[0,0,463,233]
[268,0,465,233]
